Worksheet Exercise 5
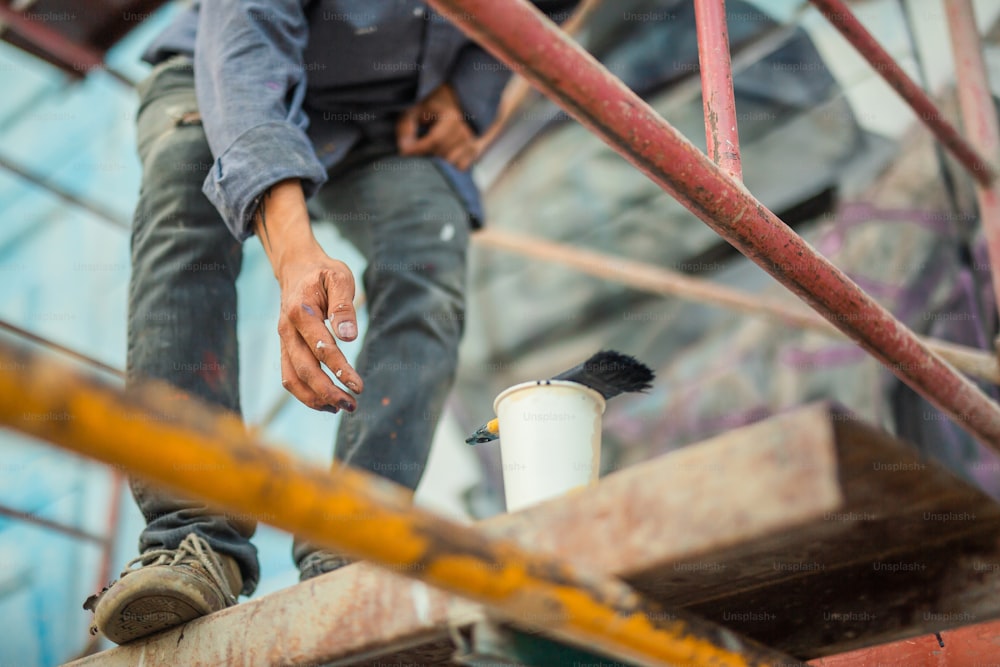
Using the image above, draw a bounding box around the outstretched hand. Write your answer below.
[275,250,363,413]
[253,180,364,413]
[397,83,478,170]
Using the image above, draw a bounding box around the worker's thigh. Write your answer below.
[128,55,244,413]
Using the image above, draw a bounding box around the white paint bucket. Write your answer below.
[493,380,606,512]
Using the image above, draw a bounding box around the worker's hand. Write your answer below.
[397,83,479,170]
[275,251,363,413]
[253,180,364,413]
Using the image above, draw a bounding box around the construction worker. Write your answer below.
[85,0,577,645]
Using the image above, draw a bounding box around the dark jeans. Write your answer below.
[127,57,468,595]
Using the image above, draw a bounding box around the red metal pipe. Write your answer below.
[425,0,1000,447]
[810,618,1000,665]
[0,502,104,544]
[944,0,1000,348]
[78,471,124,656]
[94,471,124,593]
[809,0,996,186]
[0,319,124,379]
[694,0,743,181]
[0,4,104,76]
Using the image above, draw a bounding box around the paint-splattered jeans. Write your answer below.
[128,57,468,595]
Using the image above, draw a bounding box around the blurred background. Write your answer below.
[3,0,1000,663]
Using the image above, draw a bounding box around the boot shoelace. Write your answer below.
[122,532,237,606]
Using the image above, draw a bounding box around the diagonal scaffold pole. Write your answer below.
[425,0,1000,448]
[811,0,1000,339]
[808,0,998,187]
[944,0,1000,352]
[0,339,801,667]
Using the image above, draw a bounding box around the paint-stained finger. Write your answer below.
[279,307,362,396]
[279,345,337,414]
[284,332,356,412]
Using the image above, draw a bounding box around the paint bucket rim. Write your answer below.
[492,379,607,416]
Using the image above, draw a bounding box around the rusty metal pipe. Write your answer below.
[426,0,1000,447]
[0,501,104,544]
[944,0,1000,350]
[0,318,123,378]
[695,0,743,180]
[0,4,103,75]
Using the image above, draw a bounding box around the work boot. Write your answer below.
[297,549,354,581]
[84,532,242,644]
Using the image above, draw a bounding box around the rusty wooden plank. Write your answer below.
[485,402,844,569]
[5,336,801,667]
[64,403,1000,664]
[617,408,1000,658]
[677,532,1000,659]
[65,404,840,666]
[67,564,480,667]
[1,333,806,667]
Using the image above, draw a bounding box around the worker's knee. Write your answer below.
[364,256,467,348]
[137,114,213,209]
[420,280,467,344]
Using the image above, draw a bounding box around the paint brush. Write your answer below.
[465,350,654,445]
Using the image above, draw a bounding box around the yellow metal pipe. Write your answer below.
[0,339,800,667]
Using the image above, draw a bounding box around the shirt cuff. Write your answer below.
[202,121,328,241]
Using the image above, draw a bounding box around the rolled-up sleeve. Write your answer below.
[195,1,327,241]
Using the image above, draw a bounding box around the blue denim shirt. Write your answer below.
[142,0,577,241]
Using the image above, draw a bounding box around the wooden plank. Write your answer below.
[676,533,1000,658]
[68,403,840,666]
[66,403,1000,665]
[616,407,1000,658]
[69,563,481,667]
[485,401,846,570]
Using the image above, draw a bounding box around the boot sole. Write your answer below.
[100,592,208,644]
[94,566,230,644]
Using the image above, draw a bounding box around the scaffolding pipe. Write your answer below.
[808,0,997,186]
[0,5,135,87]
[0,502,104,544]
[0,4,102,74]
[0,319,123,378]
[0,339,802,667]
[426,0,1000,448]
[695,0,743,180]
[0,155,130,231]
[472,228,1000,384]
[78,471,124,657]
[944,0,1000,348]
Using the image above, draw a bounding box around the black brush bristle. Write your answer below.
[551,350,654,399]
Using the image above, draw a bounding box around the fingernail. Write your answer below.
[322,405,340,414]
[337,321,357,339]
[338,400,356,413]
